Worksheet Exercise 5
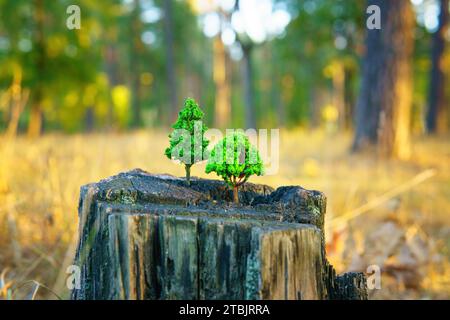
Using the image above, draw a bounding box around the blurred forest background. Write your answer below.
[0,0,449,299]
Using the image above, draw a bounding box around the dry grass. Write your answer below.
[0,129,449,299]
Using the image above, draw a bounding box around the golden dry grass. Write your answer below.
[0,129,449,299]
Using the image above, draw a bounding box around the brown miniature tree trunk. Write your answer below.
[185,164,191,186]
[233,185,239,204]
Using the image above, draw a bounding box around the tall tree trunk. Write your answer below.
[242,45,256,129]
[426,0,449,134]
[130,0,143,128]
[213,36,231,128]
[163,0,178,124]
[105,45,119,128]
[332,62,346,129]
[28,0,45,137]
[353,1,385,149]
[267,43,284,127]
[344,67,355,130]
[6,69,29,138]
[353,0,415,159]
[84,106,95,132]
[273,72,285,127]
[277,91,286,127]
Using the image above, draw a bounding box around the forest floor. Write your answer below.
[0,129,449,300]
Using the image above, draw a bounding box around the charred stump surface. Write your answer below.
[71,169,367,300]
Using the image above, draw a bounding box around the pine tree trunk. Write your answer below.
[213,36,231,128]
[163,0,178,124]
[426,0,449,134]
[28,0,45,138]
[105,45,119,128]
[268,44,285,127]
[130,0,143,128]
[6,72,28,138]
[6,102,23,137]
[332,62,346,129]
[84,106,95,132]
[344,68,355,130]
[242,45,256,129]
[28,102,43,137]
[352,13,382,149]
[353,0,415,159]
[376,0,414,159]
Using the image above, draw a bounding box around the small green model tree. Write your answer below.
[206,132,264,203]
[165,98,209,185]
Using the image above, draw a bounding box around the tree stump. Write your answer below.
[71,169,367,300]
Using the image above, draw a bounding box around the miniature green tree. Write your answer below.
[205,131,264,203]
[165,98,209,185]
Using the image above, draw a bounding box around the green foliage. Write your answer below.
[205,132,264,189]
[0,0,434,133]
[165,98,209,183]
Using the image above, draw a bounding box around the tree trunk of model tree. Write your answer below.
[353,0,415,159]
[163,0,178,123]
[28,0,45,138]
[426,0,449,134]
[213,36,231,128]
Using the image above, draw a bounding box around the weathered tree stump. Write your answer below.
[71,169,367,300]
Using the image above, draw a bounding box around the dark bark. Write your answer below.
[353,2,383,148]
[426,0,449,133]
[353,0,415,159]
[163,0,178,124]
[71,169,367,300]
[84,106,95,132]
[344,68,355,130]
